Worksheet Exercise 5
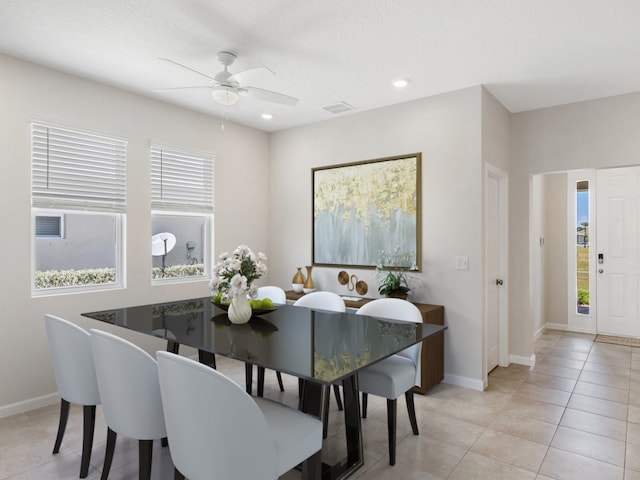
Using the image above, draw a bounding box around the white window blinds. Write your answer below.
[151,146,214,212]
[32,124,127,212]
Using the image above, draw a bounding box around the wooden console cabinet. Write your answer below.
[285,291,445,394]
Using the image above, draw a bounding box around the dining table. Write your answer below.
[82,296,446,480]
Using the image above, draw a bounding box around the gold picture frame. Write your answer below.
[312,153,421,269]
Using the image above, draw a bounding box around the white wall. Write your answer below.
[0,54,270,416]
[542,172,568,329]
[530,172,569,336]
[531,175,545,337]
[510,91,640,359]
[269,87,487,390]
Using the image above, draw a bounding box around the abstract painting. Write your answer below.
[312,153,421,268]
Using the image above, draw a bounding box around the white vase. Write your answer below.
[228,294,252,324]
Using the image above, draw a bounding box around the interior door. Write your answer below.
[486,171,501,372]
[596,166,640,337]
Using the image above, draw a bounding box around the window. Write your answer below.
[575,180,590,315]
[150,145,213,280]
[35,214,64,238]
[32,123,126,293]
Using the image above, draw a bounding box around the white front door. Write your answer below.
[596,166,640,337]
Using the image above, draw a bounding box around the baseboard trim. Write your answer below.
[443,373,484,391]
[510,353,536,367]
[0,392,59,419]
[545,322,570,332]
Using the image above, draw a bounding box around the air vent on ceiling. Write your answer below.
[322,102,357,114]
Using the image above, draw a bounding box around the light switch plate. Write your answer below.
[455,256,469,271]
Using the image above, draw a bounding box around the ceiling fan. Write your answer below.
[157,51,299,107]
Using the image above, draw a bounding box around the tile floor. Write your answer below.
[2,329,640,479]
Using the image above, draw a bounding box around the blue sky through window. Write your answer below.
[577,191,589,226]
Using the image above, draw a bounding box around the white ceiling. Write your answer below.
[2,0,640,132]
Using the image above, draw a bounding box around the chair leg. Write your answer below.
[362,392,368,418]
[386,398,397,466]
[101,428,117,480]
[138,439,153,480]
[166,340,180,354]
[174,467,186,480]
[198,349,216,369]
[333,384,343,411]
[161,437,168,447]
[80,405,96,478]
[301,449,322,480]
[405,390,419,435]
[53,398,70,454]
[276,371,285,392]
[245,363,253,395]
[257,366,265,397]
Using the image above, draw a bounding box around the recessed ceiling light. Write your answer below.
[392,78,410,88]
[261,113,273,120]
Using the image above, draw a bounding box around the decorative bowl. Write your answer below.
[211,299,277,316]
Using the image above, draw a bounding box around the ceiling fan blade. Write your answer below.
[158,57,217,82]
[153,86,212,92]
[228,66,275,85]
[240,86,299,106]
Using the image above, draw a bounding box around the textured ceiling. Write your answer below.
[2,0,640,132]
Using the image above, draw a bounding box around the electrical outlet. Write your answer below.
[455,256,469,271]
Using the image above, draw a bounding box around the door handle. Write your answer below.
[598,269,604,274]
[496,279,503,286]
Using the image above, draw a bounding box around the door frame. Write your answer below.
[484,164,509,385]
[566,170,597,333]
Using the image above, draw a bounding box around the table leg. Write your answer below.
[341,375,363,469]
[299,376,363,479]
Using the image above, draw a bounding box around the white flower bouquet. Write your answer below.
[209,244,268,303]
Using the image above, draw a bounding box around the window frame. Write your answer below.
[150,144,214,284]
[31,122,126,296]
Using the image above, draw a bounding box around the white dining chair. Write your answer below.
[89,329,167,480]
[156,351,322,480]
[293,291,346,437]
[44,314,101,479]
[356,298,423,465]
[293,290,346,313]
[251,286,287,396]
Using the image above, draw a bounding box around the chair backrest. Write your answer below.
[293,291,346,313]
[44,314,100,406]
[89,329,166,440]
[356,298,423,373]
[256,286,287,304]
[156,351,277,480]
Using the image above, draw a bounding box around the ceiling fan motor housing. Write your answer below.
[217,51,236,67]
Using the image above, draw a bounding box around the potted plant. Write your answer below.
[376,248,417,299]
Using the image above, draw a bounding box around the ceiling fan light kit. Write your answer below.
[211,85,239,105]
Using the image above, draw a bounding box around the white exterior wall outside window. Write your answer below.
[150,145,214,282]
[31,123,126,294]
